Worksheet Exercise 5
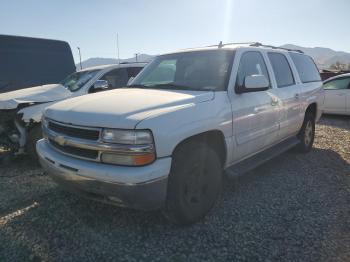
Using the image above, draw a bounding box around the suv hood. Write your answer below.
[45,88,215,129]
[0,84,72,110]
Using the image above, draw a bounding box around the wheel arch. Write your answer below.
[172,130,227,167]
[305,103,317,118]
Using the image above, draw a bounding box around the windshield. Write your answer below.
[60,69,100,92]
[130,50,235,91]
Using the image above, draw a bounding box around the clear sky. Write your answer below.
[1,0,349,63]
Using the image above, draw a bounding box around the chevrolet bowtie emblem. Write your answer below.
[54,136,66,146]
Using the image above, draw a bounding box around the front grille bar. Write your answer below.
[43,120,154,162]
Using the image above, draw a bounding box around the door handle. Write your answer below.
[337,93,345,96]
[271,98,278,106]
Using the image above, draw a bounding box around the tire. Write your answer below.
[296,112,315,153]
[26,125,42,161]
[163,141,223,225]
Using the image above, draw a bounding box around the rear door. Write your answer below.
[266,52,302,139]
[231,51,280,161]
[323,77,350,114]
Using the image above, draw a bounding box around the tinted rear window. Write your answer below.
[290,53,321,83]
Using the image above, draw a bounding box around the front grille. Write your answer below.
[48,121,100,141]
[49,139,99,160]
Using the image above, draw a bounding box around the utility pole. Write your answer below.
[117,33,120,64]
[135,53,140,62]
[77,47,82,70]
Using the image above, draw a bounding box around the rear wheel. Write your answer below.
[296,112,315,153]
[26,125,42,161]
[163,141,223,225]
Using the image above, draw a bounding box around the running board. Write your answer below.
[225,137,299,177]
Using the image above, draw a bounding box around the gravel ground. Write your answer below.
[0,115,349,262]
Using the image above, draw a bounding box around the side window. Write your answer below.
[100,68,129,89]
[268,53,295,88]
[127,67,143,78]
[323,78,350,90]
[236,51,270,89]
[290,53,321,83]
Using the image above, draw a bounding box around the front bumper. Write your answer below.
[37,139,171,210]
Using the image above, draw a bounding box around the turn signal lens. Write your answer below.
[101,152,155,166]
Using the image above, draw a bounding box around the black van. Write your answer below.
[0,35,75,93]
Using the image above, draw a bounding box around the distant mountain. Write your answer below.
[77,54,155,69]
[77,45,350,70]
[280,44,350,69]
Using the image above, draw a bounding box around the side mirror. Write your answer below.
[127,77,135,86]
[244,75,269,89]
[91,80,109,92]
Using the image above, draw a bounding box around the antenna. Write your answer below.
[117,33,120,64]
[77,47,82,70]
[218,41,223,48]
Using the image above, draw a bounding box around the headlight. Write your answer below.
[101,129,153,145]
[101,129,156,166]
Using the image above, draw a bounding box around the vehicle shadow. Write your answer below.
[1,147,349,261]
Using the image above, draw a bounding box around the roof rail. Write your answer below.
[249,43,304,53]
[209,41,261,48]
[119,61,148,64]
[181,42,304,53]
[221,41,261,47]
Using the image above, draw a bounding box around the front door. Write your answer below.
[231,51,280,162]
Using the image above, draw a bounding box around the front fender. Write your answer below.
[18,101,57,123]
[136,93,233,158]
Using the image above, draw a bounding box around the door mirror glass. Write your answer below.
[244,75,269,89]
[91,80,109,92]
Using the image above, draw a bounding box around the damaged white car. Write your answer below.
[0,63,146,161]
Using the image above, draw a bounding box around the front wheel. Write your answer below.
[163,142,223,225]
[296,113,315,153]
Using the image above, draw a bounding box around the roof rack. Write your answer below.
[119,61,148,64]
[249,42,304,53]
[205,41,260,48]
[181,42,304,54]
[214,41,304,53]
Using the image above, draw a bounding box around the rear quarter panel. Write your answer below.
[300,81,324,122]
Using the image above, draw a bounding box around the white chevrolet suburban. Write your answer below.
[0,63,145,161]
[37,42,324,225]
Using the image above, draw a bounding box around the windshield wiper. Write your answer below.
[127,84,148,88]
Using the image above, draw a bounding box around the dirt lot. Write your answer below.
[0,115,349,262]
